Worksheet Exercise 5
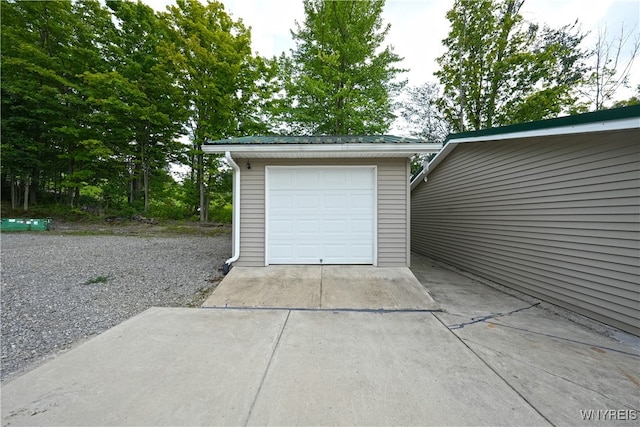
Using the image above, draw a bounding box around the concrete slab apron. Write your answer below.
[203,266,322,309]
[203,265,439,311]
[321,266,438,310]
[1,307,288,427]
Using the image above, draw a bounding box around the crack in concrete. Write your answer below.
[432,312,555,426]
[446,303,540,330]
[485,322,640,358]
[462,337,639,411]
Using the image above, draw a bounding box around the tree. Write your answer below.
[163,0,269,221]
[435,0,588,132]
[396,83,450,142]
[396,82,450,176]
[1,0,114,210]
[83,0,187,212]
[280,0,406,135]
[612,85,640,108]
[581,24,640,111]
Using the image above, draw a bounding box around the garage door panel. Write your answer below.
[296,194,320,209]
[296,244,321,258]
[270,219,292,234]
[323,219,347,234]
[270,172,296,188]
[350,172,375,189]
[270,194,293,209]
[267,167,375,265]
[296,171,320,188]
[296,220,321,233]
[350,219,374,233]
[324,195,347,209]
[270,244,293,259]
[350,244,374,257]
[323,170,348,187]
[351,194,374,208]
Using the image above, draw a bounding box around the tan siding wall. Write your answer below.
[411,129,640,335]
[235,158,409,267]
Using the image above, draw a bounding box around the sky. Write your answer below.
[145,0,640,122]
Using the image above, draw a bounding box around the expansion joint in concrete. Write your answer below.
[431,312,555,426]
[244,310,291,426]
[319,265,324,308]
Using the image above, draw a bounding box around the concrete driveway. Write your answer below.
[2,257,639,426]
[202,265,440,310]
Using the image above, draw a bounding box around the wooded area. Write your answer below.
[2,0,274,220]
[2,0,637,220]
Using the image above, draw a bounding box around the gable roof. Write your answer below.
[202,135,442,158]
[411,105,640,190]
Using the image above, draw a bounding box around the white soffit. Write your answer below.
[202,143,442,158]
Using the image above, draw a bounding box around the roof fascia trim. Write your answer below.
[410,116,639,191]
[447,117,639,145]
[202,143,442,154]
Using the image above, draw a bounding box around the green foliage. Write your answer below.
[612,85,640,108]
[82,275,112,286]
[1,0,269,220]
[162,0,273,221]
[277,0,406,135]
[435,0,588,131]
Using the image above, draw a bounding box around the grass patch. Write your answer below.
[162,224,231,237]
[82,275,112,286]
[63,230,118,236]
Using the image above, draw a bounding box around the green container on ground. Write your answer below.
[1,218,51,231]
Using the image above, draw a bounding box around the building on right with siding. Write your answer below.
[410,105,640,336]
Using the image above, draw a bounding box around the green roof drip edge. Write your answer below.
[204,135,429,145]
[447,105,640,142]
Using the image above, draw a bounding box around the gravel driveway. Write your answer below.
[1,230,231,382]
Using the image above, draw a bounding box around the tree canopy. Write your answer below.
[277,0,406,135]
[1,0,634,218]
[435,0,588,132]
[1,0,272,220]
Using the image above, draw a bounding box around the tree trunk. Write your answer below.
[203,190,210,222]
[29,177,37,205]
[10,175,17,209]
[143,164,150,213]
[68,187,75,208]
[198,152,205,222]
[23,177,30,211]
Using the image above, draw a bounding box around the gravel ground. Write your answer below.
[1,230,231,382]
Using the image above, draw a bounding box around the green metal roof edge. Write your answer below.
[446,105,640,142]
[204,135,428,145]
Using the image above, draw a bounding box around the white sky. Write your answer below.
[146,0,640,108]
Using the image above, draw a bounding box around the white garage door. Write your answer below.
[266,166,376,265]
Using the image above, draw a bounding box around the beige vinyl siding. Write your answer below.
[234,158,409,267]
[411,129,640,335]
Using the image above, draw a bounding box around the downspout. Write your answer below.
[422,157,429,183]
[223,151,240,274]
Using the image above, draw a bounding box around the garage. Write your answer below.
[202,135,441,268]
[266,166,376,265]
